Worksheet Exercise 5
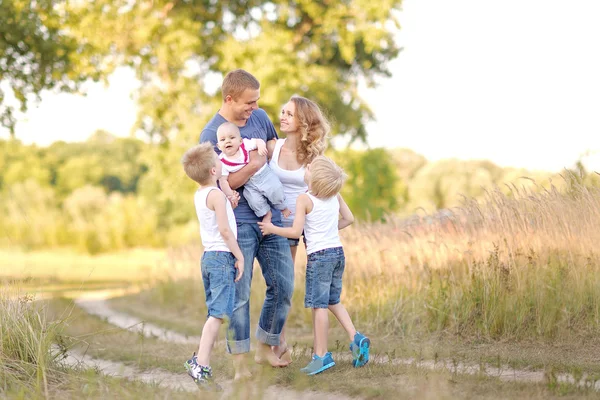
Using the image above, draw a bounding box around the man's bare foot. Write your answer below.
[273,342,293,364]
[254,343,289,367]
[233,354,252,381]
[233,370,252,381]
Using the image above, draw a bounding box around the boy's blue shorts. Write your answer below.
[201,251,236,319]
[304,246,345,309]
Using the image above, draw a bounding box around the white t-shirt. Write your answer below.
[269,139,307,228]
[219,138,266,175]
[194,186,237,252]
[304,193,342,255]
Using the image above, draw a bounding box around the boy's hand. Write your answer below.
[282,208,292,218]
[227,192,240,208]
[234,257,244,282]
[256,139,268,156]
[257,221,275,235]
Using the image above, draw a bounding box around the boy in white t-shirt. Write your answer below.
[181,142,244,391]
[216,122,290,222]
[258,156,370,375]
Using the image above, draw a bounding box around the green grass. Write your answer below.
[0,290,190,400]
[0,248,171,283]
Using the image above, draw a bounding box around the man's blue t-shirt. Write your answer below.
[199,108,281,224]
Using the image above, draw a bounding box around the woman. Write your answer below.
[268,95,330,362]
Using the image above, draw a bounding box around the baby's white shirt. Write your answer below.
[219,138,266,175]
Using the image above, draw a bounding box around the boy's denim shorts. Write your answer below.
[201,251,236,319]
[304,247,345,309]
[288,231,305,247]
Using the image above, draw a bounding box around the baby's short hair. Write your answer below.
[181,143,216,185]
[217,122,240,138]
[309,156,347,199]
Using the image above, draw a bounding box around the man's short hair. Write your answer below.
[221,69,260,101]
[181,143,216,185]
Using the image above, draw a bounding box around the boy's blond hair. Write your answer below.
[309,156,347,199]
[181,143,216,185]
[221,69,260,101]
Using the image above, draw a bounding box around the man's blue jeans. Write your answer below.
[226,222,294,354]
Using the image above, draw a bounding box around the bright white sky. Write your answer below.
[3,0,600,173]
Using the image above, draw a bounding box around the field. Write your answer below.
[3,181,600,399]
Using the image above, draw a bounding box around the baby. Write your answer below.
[217,122,290,221]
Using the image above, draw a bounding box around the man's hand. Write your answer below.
[234,257,245,282]
[256,139,268,156]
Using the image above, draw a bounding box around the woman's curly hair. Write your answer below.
[289,96,330,165]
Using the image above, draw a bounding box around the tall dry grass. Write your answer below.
[337,176,600,340]
[138,176,600,342]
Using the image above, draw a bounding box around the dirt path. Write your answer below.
[60,347,354,399]
[65,289,355,399]
[72,290,600,392]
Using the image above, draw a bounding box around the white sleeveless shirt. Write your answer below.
[304,193,342,255]
[194,186,237,252]
[269,139,308,227]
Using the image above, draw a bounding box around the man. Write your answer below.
[199,69,293,379]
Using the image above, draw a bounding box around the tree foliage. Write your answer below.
[64,0,402,142]
[0,136,571,253]
[0,0,100,135]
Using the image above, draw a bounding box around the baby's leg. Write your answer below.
[262,210,272,224]
[243,178,270,217]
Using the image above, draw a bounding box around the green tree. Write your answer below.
[332,148,404,221]
[0,0,100,135]
[60,0,402,231]
[408,159,497,212]
[65,0,402,142]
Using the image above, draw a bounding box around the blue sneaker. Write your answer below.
[349,332,370,367]
[184,353,222,391]
[301,352,336,375]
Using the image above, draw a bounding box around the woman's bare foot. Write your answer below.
[254,343,289,367]
[273,342,293,364]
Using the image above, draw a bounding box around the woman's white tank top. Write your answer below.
[304,193,342,255]
[194,186,237,252]
[269,139,307,227]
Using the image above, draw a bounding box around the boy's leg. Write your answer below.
[328,303,357,342]
[255,227,294,366]
[313,308,329,357]
[327,249,356,341]
[196,317,223,366]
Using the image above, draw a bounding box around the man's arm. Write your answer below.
[227,151,266,190]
